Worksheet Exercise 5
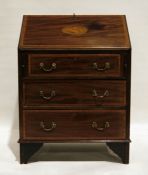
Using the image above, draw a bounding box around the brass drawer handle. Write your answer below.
[92,89,109,99]
[40,62,56,72]
[40,90,56,100]
[93,62,110,71]
[92,121,110,131]
[40,121,56,132]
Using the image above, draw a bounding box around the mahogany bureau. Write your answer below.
[18,15,131,164]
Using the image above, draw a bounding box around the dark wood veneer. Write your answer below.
[18,15,131,164]
[23,110,126,140]
[28,54,123,78]
[23,80,126,108]
[19,15,130,50]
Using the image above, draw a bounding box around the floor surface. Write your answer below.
[0,124,148,175]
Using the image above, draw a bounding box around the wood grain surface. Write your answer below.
[19,15,131,50]
[22,110,126,140]
[27,54,123,78]
[23,80,126,108]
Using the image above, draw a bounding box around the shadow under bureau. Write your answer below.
[18,15,131,164]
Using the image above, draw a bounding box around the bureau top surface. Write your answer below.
[19,15,131,50]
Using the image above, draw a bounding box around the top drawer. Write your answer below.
[27,54,124,78]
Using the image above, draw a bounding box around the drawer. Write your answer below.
[22,110,126,140]
[27,54,124,78]
[23,80,126,108]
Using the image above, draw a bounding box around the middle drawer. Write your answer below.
[23,80,126,108]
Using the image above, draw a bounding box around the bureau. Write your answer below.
[18,15,131,164]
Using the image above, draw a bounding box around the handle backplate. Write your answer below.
[40,62,56,72]
[92,89,109,99]
[40,121,56,132]
[93,62,111,71]
[40,90,56,100]
[92,121,110,131]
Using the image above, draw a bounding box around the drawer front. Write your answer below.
[23,80,126,108]
[28,54,123,78]
[22,110,126,140]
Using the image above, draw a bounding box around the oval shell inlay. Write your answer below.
[62,25,88,36]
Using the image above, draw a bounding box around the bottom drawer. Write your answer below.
[22,110,126,140]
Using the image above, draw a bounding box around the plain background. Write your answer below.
[0,0,148,174]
